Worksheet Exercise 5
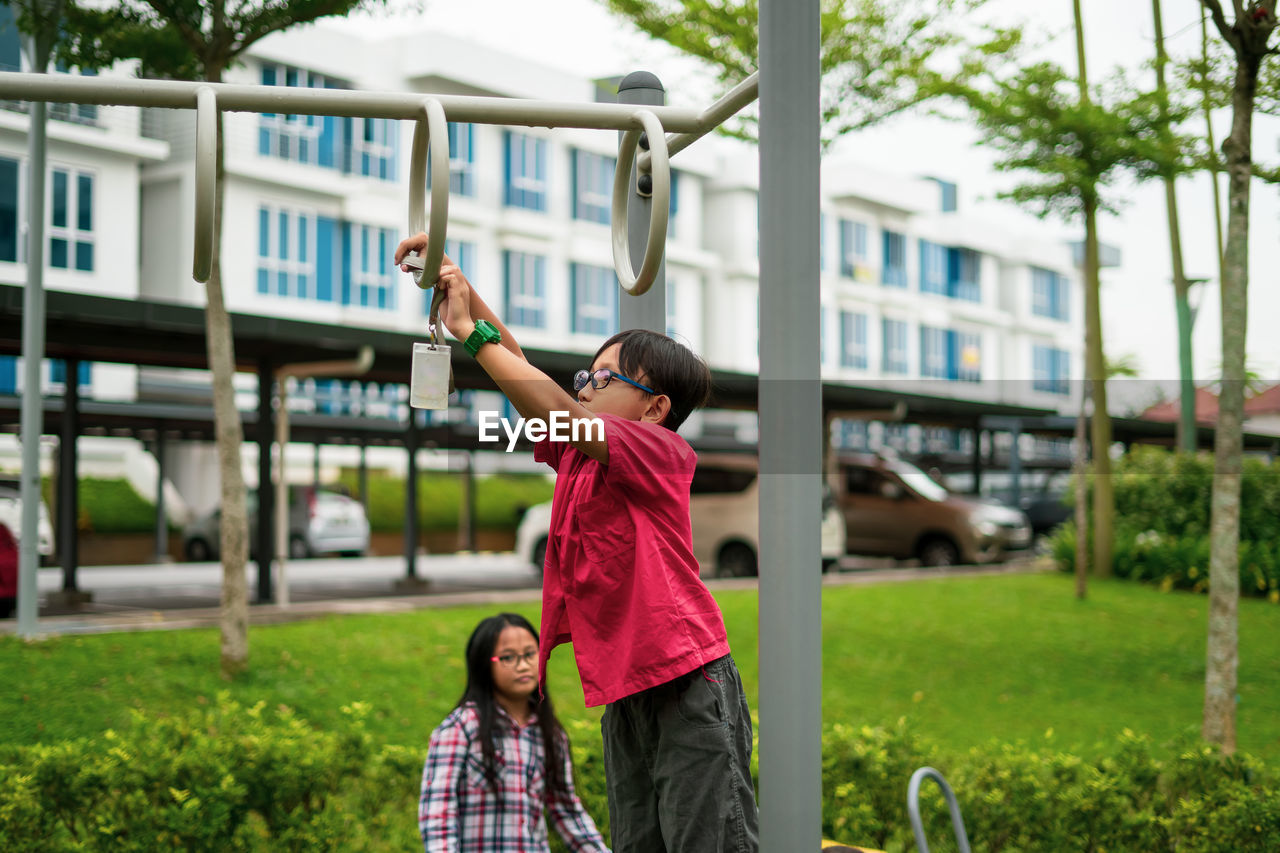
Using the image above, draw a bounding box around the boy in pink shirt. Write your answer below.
[398,234,758,853]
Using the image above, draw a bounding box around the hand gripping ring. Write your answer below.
[193,86,216,283]
[611,109,670,296]
[407,97,451,291]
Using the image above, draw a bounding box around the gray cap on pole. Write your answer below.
[616,72,667,335]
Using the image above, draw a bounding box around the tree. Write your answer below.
[600,0,1018,146]
[1197,0,1278,754]
[52,0,391,678]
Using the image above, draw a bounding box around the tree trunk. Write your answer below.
[1082,199,1113,578]
[1073,0,1113,578]
[1200,12,1228,283]
[1152,0,1195,454]
[1203,45,1259,756]
[1073,384,1089,599]
[205,90,249,679]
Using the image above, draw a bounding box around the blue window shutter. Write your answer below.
[340,221,352,305]
[0,6,21,73]
[0,157,18,262]
[503,132,513,206]
[316,216,335,302]
[0,356,16,394]
[570,149,580,220]
[946,330,960,380]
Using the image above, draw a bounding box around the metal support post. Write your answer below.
[1008,419,1023,509]
[152,429,170,562]
[458,450,475,552]
[16,31,54,637]
[617,72,667,333]
[404,418,420,579]
[758,0,821,848]
[56,359,80,595]
[256,358,274,602]
[970,421,984,494]
[358,443,369,517]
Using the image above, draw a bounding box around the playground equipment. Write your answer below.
[908,767,973,853]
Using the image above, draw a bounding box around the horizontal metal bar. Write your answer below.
[639,71,759,171]
[0,71,708,132]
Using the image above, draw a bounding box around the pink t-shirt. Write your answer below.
[533,413,731,707]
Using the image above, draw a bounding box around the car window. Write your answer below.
[891,461,948,502]
[690,467,757,495]
[845,466,890,496]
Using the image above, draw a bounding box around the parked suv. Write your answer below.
[514,453,847,577]
[182,485,369,561]
[835,451,1031,566]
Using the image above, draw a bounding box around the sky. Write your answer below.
[326,0,1280,405]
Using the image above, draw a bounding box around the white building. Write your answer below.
[0,23,1083,511]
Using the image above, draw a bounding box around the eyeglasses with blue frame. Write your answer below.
[573,368,655,395]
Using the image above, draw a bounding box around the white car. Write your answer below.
[0,487,55,562]
[514,454,847,577]
[182,486,370,560]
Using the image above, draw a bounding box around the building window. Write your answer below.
[921,325,982,382]
[882,229,907,287]
[504,132,548,211]
[949,247,981,302]
[50,61,98,126]
[257,205,315,300]
[839,310,868,369]
[348,117,397,180]
[449,123,476,196]
[571,263,618,336]
[668,169,680,239]
[1033,345,1071,395]
[0,355,15,394]
[259,63,341,168]
[839,219,868,279]
[920,325,949,379]
[572,149,614,225]
[425,239,474,315]
[49,168,94,271]
[882,318,908,375]
[919,239,948,295]
[504,250,547,328]
[348,225,397,310]
[1032,267,1070,320]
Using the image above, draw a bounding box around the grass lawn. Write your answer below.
[2,572,1278,764]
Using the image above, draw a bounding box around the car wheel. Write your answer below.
[821,558,838,574]
[185,538,212,562]
[288,536,311,560]
[340,550,364,558]
[717,542,758,578]
[531,537,548,575]
[918,537,960,567]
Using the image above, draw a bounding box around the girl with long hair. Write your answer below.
[418,612,609,852]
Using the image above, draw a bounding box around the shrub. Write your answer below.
[339,470,553,532]
[1051,448,1280,601]
[5,702,1276,851]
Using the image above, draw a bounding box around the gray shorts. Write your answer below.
[600,654,760,853]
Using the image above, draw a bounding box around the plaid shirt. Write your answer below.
[419,702,609,853]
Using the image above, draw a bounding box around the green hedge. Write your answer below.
[1050,447,1280,600]
[3,699,1276,852]
[338,470,553,532]
[43,471,554,538]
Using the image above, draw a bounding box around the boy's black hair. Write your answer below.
[593,329,712,430]
[455,613,568,797]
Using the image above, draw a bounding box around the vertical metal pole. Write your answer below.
[17,31,54,637]
[58,358,79,591]
[1008,419,1023,509]
[312,442,321,487]
[275,381,291,607]
[358,442,369,518]
[458,450,476,552]
[970,421,984,494]
[617,72,667,334]
[404,419,419,579]
[152,429,169,561]
[758,0,821,848]
[256,360,274,602]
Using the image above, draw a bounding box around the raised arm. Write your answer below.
[395,232,526,362]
